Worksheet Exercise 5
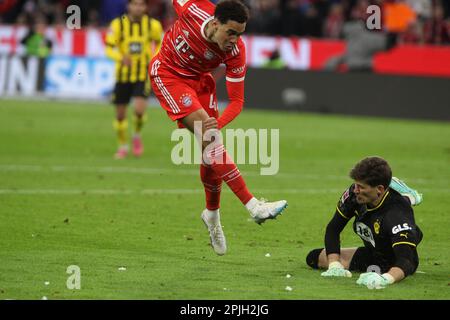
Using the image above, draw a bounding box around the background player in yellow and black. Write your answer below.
[105,0,163,159]
[306,156,424,289]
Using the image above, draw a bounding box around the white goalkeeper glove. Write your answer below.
[356,272,395,289]
[321,261,352,278]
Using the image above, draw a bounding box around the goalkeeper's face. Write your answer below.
[212,19,246,52]
[353,181,385,206]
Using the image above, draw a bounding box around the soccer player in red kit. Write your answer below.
[149,0,287,255]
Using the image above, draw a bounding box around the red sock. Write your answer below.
[200,163,222,210]
[205,144,254,205]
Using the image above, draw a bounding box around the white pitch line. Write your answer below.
[0,188,448,195]
[0,188,340,195]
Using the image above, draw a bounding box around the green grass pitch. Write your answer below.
[0,98,449,300]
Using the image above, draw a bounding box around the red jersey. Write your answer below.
[152,0,247,128]
[160,0,246,82]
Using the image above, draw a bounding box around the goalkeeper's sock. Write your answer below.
[200,163,222,211]
[113,119,128,146]
[205,144,254,205]
[133,113,147,135]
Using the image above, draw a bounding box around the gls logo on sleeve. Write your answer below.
[392,223,412,234]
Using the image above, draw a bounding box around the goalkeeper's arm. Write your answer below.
[385,243,419,282]
[324,211,350,265]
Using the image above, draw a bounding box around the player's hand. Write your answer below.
[321,261,352,278]
[356,272,394,289]
[204,117,218,131]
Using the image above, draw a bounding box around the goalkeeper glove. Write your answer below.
[356,272,395,289]
[321,261,352,278]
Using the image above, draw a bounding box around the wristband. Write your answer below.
[382,273,395,284]
[328,261,344,269]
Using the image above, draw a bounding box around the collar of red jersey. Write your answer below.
[201,16,215,42]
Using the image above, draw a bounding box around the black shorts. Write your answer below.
[348,247,418,274]
[111,81,150,105]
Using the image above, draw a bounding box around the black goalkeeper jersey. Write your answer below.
[331,184,423,266]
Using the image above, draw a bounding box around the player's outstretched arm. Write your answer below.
[321,212,352,278]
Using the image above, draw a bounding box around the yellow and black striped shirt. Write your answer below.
[105,14,163,83]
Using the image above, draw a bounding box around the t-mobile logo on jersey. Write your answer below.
[171,121,280,175]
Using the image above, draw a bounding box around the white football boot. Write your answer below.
[248,198,288,225]
[201,210,227,255]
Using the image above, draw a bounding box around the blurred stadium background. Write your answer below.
[0,0,449,300]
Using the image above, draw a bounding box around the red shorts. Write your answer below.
[149,57,219,128]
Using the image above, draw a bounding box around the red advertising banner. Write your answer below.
[373,45,450,78]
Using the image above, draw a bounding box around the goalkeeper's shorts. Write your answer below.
[349,247,418,274]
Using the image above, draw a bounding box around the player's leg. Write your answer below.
[200,163,226,255]
[306,247,359,269]
[197,73,219,119]
[181,108,254,203]
[132,96,147,157]
[149,61,227,254]
[196,73,287,224]
[112,82,132,159]
[181,109,287,225]
[131,81,150,157]
[389,177,423,206]
[200,163,222,211]
[195,76,227,254]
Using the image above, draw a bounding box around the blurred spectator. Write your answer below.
[406,0,432,19]
[20,15,53,57]
[302,4,323,37]
[350,0,370,21]
[324,18,390,72]
[246,0,282,35]
[2,0,450,45]
[0,0,19,23]
[399,20,424,43]
[323,3,345,38]
[383,0,417,33]
[281,0,303,36]
[0,0,24,24]
[423,3,450,44]
[100,0,127,26]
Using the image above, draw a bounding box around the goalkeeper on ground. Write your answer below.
[306,156,423,289]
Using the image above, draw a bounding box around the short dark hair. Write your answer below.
[215,0,250,24]
[349,156,392,188]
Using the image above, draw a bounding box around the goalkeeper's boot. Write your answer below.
[248,199,287,225]
[114,145,129,159]
[132,135,143,157]
[201,210,227,255]
[389,176,423,206]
